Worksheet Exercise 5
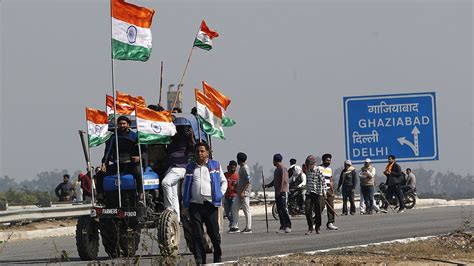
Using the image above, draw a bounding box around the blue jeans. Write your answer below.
[275,192,292,229]
[361,185,375,212]
[223,196,234,225]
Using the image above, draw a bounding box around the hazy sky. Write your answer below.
[1,0,473,181]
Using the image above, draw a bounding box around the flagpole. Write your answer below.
[170,23,202,111]
[110,0,122,208]
[194,89,202,143]
[158,61,163,106]
[135,105,147,208]
[84,126,95,206]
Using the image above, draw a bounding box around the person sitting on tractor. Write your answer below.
[100,116,144,202]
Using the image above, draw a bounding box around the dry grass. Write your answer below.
[237,232,473,265]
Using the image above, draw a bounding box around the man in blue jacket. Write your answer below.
[182,142,227,265]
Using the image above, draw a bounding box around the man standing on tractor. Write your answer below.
[161,124,195,222]
[182,142,227,265]
[100,116,143,202]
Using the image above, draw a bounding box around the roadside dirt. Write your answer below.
[237,232,473,265]
[0,219,77,231]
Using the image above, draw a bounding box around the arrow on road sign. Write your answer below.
[397,126,421,156]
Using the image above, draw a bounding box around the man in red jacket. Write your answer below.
[224,160,238,229]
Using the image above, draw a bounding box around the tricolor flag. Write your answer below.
[195,89,225,139]
[106,95,135,120]
[136,106,176,144]
[112,0,155,61]
[86,108,112,147]
[193,20,219,51]
[202,81,236,127]
[117,91,146,107]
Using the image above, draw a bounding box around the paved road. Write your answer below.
[1,205,472,264]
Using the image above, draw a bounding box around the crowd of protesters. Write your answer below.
[63,107,416,264]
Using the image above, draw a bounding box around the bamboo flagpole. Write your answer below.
[170,23,203,112]
[262,170,269,233]
[158,61,163,106]
[110,0,122,208]
[194,89,203,143]
[134,105,147,208]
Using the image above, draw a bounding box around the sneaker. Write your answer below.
[341,212,348,216]
[227,228,240,234]
[305,230,313,235]
[278,229,286,234]
[380,209,388,213]
[315,228,320,234]
[360,211,365,215]
[327,223,338,230]
[350,212,355,215]
[241,228,252,234]
[397,208,405,214]
[285,227,292,233]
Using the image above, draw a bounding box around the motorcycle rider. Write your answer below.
[401,168,416,194]
[288,158,306,212]
[383,155,405,213]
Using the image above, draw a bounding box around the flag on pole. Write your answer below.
[136,106,176,144]
[106,95,135,120]
[117,91,146,107]
[193,20,219,51]
[111,0,155,61]
[86,108,112,147]
[202,81,236,127]
[195,89,225,139]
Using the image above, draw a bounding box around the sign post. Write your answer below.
[343,92,438,164]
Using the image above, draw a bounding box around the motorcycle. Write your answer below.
[272,188,305,220]
[374,183,417,210]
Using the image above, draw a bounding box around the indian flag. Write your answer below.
[136,106,176,144]
[86,108,112,147]
[193,20,219,51]
[112,0,155,61]
[117,91,146,107]
[106,95,135,120]
[195,89,225,139]
[203,81,236,127]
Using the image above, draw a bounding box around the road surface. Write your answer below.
[0,205,472,264]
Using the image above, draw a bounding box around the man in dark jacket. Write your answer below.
[383,155,405,213]
[55,174,75,202]
[100,116,143,201]
[337,160,357,215]
[264,154,291,233]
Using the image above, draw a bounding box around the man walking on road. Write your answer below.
[224,160,238,228]
[337,160,357,215]
[264,153,291,233]
[229,152,252,234]
[384,155,405,213]
[319,154,338,230]
[303,155,326,234]
[359,158,376,214]
[182,142,227,265]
